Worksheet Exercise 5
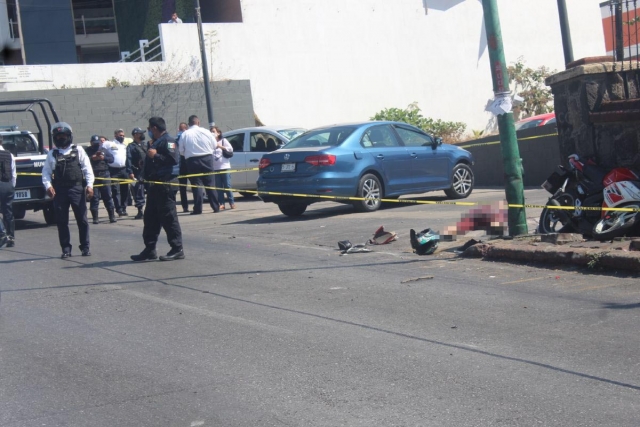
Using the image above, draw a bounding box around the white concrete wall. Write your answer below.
[0,0,606,134]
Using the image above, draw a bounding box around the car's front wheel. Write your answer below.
[278,203,307,217]
[445,164,474,199]
[42,203,56,225]
[353,173,383,212]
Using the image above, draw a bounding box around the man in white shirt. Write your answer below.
[178,115,220,214]
[41,122,95,258]
[0,135,16,247]
[105,128,130,217]
[168,12,183,23]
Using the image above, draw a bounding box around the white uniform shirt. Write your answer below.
[178,125,216,159]
[213,138,233,171]
[42,145,95,190]
[0,145,16,187]
[103,140,127,168]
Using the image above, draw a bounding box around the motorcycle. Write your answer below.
[538,155,638,236]
[592,179,640,241]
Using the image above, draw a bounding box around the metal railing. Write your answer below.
[8,19,19,39]
[607,0,640,67]
[74,15,116,36]
[118,36,162,63]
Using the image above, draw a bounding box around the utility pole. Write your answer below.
[481,0,528,236]
[194,0,215,127]
[614,0,624,61]
[556,0,574,66]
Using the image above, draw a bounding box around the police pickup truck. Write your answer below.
[0,99,62,225]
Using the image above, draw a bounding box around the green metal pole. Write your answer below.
[481,0,528,236]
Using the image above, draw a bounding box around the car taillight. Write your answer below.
[259,158,271,169]
[304,154,336,166]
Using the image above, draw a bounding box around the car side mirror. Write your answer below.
[434,137,443,148]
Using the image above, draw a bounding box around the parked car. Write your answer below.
[0,99,62,225]
[256,121,475,216]
[515,112,556,130]
[222,125,306,197]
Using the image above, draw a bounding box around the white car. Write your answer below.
[223,125,306,196]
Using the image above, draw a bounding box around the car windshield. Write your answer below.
[515,119,543,131]
[1,133,38,156]
[277,128,306,141]
[284,126,357,149]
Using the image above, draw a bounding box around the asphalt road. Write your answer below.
[1,189,639,426]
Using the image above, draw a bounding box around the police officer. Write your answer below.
[0,134,16,248]
[85,134,117,224]
[42,122,94,258]
[131,117,185,261]
[127,127,147,219]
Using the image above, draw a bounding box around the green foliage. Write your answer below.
[507,58,555,119]
[106,77,130,88]
[370,103,466,144]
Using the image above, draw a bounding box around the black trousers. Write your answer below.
[178,156,189,211]
[0,181,14,239]
[131,172,146,209]
[109,167,130,212]
[186,154,219,213]
[142,184,182,251]
[53,185,89,253]
[90,173,115,213]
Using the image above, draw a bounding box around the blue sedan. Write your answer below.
[257,121,474,216]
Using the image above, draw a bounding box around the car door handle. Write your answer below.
[250,158,260,162]
[376,154,384,159]
[410,153,418,158]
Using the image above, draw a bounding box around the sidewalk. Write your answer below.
[438,217,640,273]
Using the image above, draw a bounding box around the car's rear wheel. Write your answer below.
[354,173,383,212]
[42,203,56,225]
[278,203,307,217]
[445,164,474,199]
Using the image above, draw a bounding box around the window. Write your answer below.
[285,126,356,149]
[394,126,434,147]
[1,134,38,156]
[225,133,244,152]
[360,125,399,148]
[250,132,282,152]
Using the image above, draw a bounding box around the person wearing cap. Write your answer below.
[104,128,130,217]
[130,116,185,262]
[0,134,16,248]
[127,127,148,219]
[41,122,94,258]
[85,134,117,224]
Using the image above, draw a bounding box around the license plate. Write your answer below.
[281,163,296,172]
[15,189,31,200]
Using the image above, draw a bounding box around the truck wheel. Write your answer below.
[43,204,56,225]
[13,207,25,220]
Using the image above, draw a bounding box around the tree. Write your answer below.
[371,103,466,144]
[507,58,555,120]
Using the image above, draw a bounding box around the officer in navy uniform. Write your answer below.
[85,134,117,224]
[0,134,16,248]
[42,123,95,258]
[126,127,148,219]
[131,116,185,261]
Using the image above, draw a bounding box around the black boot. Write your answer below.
[131,248,158,262]
[108,208,117,223]
[134,207,143,220]
[91,210,99,225]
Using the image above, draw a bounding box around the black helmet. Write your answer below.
[410,228,440,255]
[90,134,100,145]
[131,127,144,136]
[51,122,73,149]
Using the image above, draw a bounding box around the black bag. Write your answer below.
[222,149,233,159]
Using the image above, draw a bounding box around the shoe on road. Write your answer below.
[159,248,185,261]
[130,248,158,262]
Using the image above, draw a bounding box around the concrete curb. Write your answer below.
[460,237,640,273]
